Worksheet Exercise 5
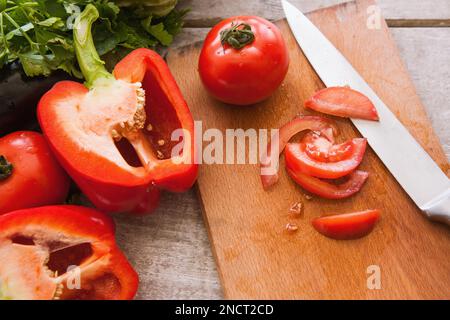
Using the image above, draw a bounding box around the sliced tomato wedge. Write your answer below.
[260,115,338,189]
[303,132,353,162]
[312,209,380,240]
[305,87,379,121]
[285,134,368,179]
[287,168,369,199]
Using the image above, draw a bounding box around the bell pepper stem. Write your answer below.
[73,4,114,88]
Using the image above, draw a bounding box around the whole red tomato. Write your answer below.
[0,131,70,214]
[199,16,289,105]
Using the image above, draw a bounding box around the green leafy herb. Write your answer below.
[141,15,172,46]
[0,155,13,180]
[0,0,187,78]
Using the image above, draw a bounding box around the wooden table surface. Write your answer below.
[114,0,450,300]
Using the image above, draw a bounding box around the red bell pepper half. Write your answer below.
[38,5,197,214]
[0,205,138,300]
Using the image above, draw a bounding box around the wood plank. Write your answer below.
[115,191,223,299]
[178,0,450,27]
[387,20,450,28]
[167,0,450,299]
[390,28,450,159]
[173,27,450,159]
[120,26,450,300]
[115,26,450,300]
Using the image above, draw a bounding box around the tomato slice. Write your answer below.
[312,209,380,240]
[285,135,367,179]
[260,115,338,189]
[302,132,353,162]
[305,87,379,121]
[286,168,369,199]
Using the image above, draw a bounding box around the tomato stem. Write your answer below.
[0,155,13,180]
[220,22,255,49]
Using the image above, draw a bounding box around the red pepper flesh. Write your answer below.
[37,5,197,214]
[0,205,138,300]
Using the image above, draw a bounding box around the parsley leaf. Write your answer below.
[0,0,186,78]
[141,16,172,46]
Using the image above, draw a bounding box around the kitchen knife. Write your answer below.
[282,0,450,225]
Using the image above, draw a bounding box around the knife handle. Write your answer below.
[421,189,450,226]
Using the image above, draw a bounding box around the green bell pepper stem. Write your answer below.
[73,4,114,88]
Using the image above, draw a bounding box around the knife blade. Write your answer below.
[282,0,450,225]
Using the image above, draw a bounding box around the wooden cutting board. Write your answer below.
[167,0,450,299]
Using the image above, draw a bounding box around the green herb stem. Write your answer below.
[2,11,36,49]
[5,2,39,13]
[0,14,8,52]
[0,1,187,78]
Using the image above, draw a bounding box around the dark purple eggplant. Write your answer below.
[0,49,162,136]
[0,62,75,136]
